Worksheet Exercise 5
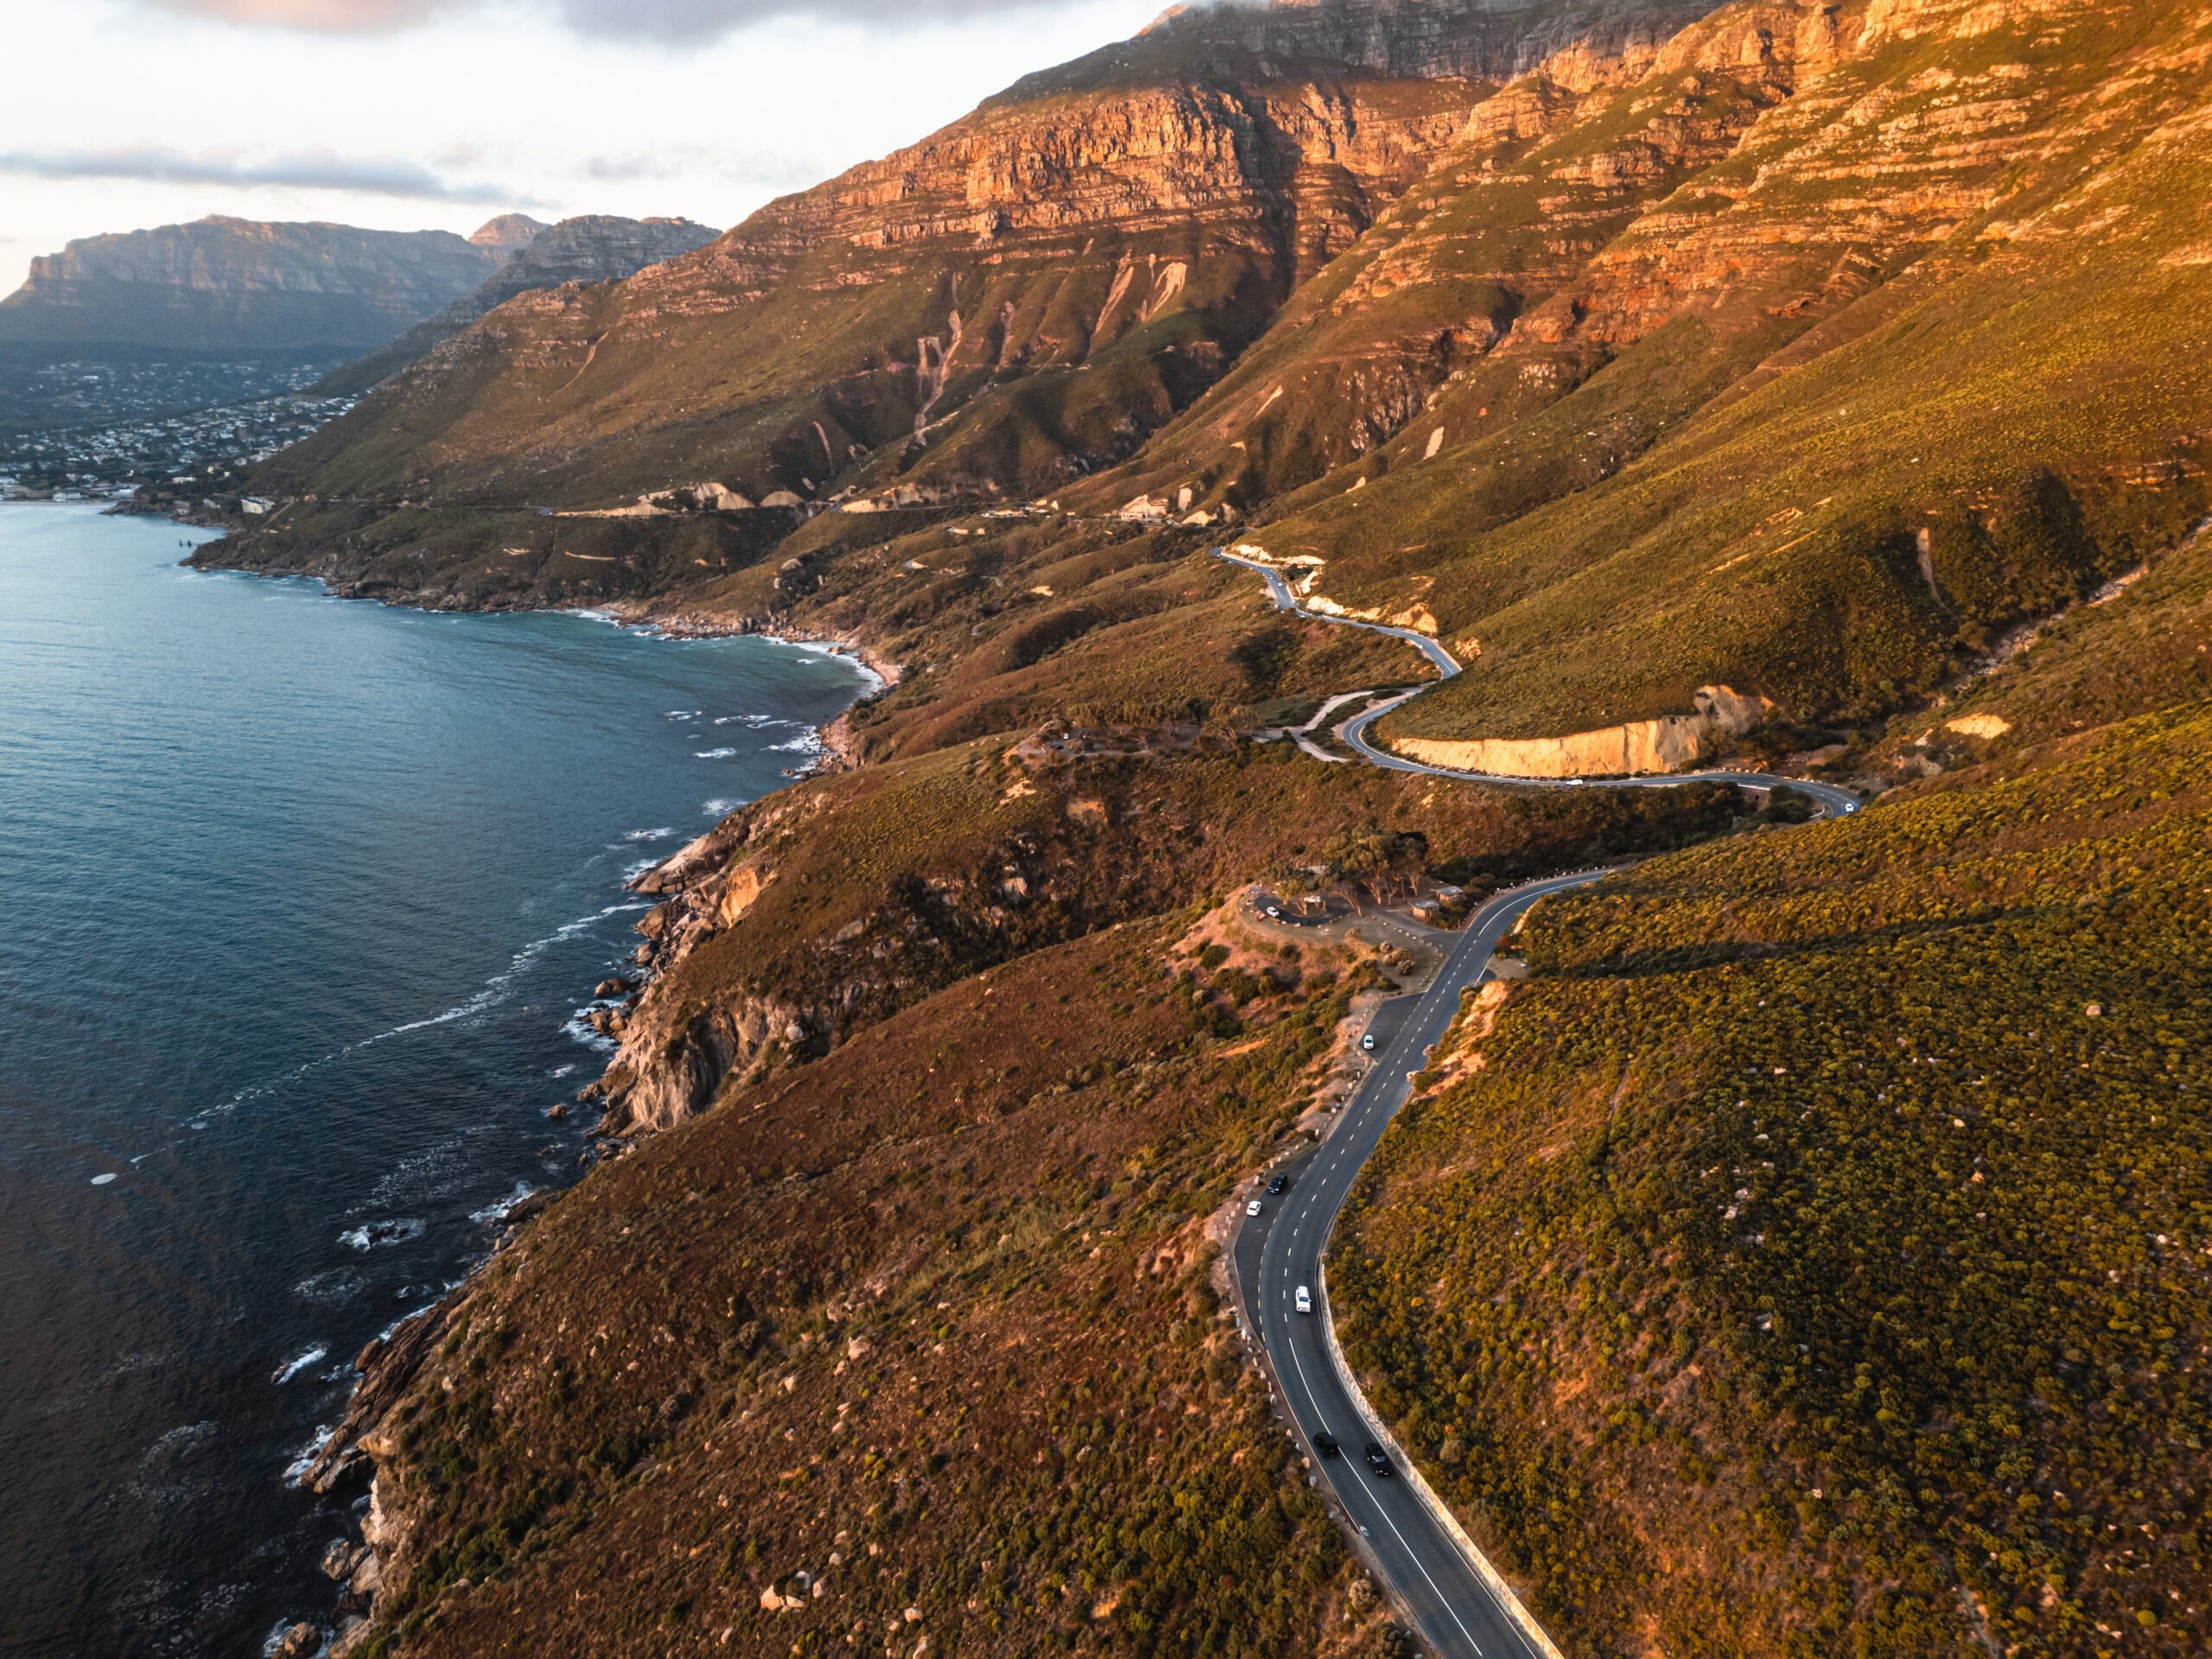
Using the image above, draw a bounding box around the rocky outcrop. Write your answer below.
[1389,684,1774,775]
[0,216,500,352]
[467,213,550,255]
[319,215,721,393]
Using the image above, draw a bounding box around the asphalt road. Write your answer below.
[1212,547,1861,817]
[1236,871,1608,1659]
[1213,544,1865,1653]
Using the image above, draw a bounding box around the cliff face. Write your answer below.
[248,0,1725,513]
[318,216,721,394]
[1152,0,2212,746]
[0,216,500,352]
[1389,682,1773,774]
[204,0,2212,765]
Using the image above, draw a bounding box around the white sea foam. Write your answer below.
[376,1300,441,1344]
[353,902,642,1046]
[339,1218,426,1251]
[282,1425,335,1486]
[702,797,742,817]
[771,729,823,753]
[665,709,702,720]
[470,1182,539,1224]
[550,1063,577,1078]
[271,1345,328,1384]
[293,1268,366,1306]
[694,747,739,759]
[560,1011,620,1053]
[624,827,676,842]
[90,1172,118,1185]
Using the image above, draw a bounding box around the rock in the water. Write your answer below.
[320,1538,365,1580]
[271,1621,321,1659]
[312,1446,372,1495]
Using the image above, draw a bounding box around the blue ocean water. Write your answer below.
[0,504,871,1657]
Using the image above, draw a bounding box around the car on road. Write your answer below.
[1245,1198,1263,1217]
[1265,906,1281,918]
[1294,1285,1312,1314]
[1312,1429,1340,1459]
[1267,1173,1289,1194]
[1360,1033,1376,1051]
[1363,1443,1393,1477]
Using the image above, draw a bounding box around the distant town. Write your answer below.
[0,359,353,506]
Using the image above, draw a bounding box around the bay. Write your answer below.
[0,504,869,1656]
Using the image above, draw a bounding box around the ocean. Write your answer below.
[0,504,873,1656]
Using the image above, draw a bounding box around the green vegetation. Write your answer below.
[198,5,2212,1656]
[1337,703,2212,1656]
[352,924,1390,1659]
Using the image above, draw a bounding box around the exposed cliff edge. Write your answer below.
[1388,683,1773,776]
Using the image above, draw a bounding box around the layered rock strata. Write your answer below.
[0,216,504,352]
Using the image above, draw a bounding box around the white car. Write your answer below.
[1360,1033,1376,1051]
[1265,906,1281,918]
[1294,1286,1313,1314]
[1246,1198,1263,1217]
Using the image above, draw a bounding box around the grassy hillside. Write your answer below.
[1335,702,2212,1655]
[346,922,1376,1659]
[197,4,2212,1655]
[1239,0,2212,741]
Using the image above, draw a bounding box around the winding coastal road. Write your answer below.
[1215,546,1861,816]
[1215,546,1860,1656]
[1238,870,1605,1659]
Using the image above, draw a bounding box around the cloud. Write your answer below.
[0,147,527,204]
[553,0,1047,41]
[149,0,1053,44]
[582,147,830,194]
[144,0,450,29]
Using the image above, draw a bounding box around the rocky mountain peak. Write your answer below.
[468,213,551,254]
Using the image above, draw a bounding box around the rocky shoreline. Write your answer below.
[215,569,903,1656]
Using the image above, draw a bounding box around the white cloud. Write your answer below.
[149,0,1065,42]
[0,147,525,203]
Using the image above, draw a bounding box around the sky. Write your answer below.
[0,0,1166,289]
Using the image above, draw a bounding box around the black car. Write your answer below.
[1267,1173,1290,1195]
[1312,1430,1341,1459]
[1363,1443,1393,1477]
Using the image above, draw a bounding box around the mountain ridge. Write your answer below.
[0,215,505,353]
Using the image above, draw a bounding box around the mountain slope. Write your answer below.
[194,6,2212,1656]
[317,216,721,396]
[1334,551,2212,1656]
[202,0,2211,776]
[244,1,1719,518]
[1242,0,2212,751]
